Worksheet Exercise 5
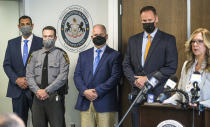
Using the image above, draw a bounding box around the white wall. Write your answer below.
[0,0,19,113]
[24,0,118,126]
[26,1,107,126]
[0,0,119,126]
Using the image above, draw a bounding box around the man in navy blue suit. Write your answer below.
[3,16,42,126]
[74,24,122,127]
[123,6,178,127]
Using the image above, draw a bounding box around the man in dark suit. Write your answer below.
[3,16,42,126]
[122,6,178,127]
[74,24,122,127]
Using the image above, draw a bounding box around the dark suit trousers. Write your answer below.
[12,92,32,126]
[32,94,66,127]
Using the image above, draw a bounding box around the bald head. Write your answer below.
[91,24,107,38]
[0,113,25,127]
[91,24,108,48]
[92,24,107,34]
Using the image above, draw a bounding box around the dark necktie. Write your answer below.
[41,51,50,89]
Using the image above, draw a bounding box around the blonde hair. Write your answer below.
[185,28,210,72]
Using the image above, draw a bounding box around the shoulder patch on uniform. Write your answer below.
[63,53,70,63]
[27,54,33,64]
[56,47,65,52]
[55,47,69,63]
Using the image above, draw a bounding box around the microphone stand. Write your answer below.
[192,106,195,127]
[114,87,148,127]
[191,86,200,127]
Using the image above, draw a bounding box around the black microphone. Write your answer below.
[156,75,178,103]
[190,71,201,86]
[136,72,163,104]
[164,88,190,109]
[114,72,163,127]
[190,72,201,103]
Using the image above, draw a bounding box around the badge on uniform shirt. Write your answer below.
[63,53,69,63]
[27,54,33,64]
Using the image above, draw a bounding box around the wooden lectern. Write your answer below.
[139,103,210,127]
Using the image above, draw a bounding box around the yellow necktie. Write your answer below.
[145,34,151,61]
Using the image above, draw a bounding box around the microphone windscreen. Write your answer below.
[194,71,200,74]
[190,72,201,84]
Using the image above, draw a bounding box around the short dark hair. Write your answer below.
[140,6,157,15]
[42,26,56,37]
[19,15,32,25]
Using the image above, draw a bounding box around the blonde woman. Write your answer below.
[164,28,210,106]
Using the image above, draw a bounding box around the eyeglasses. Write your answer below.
[190,39,204,44]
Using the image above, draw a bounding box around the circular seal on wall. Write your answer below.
[58,5,93,52]
[157,120,184,127]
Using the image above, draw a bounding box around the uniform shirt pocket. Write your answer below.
[48,62,60,77]
[34,62,42,76]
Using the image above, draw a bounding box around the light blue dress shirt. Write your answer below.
[93,44,107,64]
[141,28,158,66]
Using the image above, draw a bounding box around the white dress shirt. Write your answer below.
[21,34,33,57]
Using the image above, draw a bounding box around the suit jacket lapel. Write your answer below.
[16,37,24,66]
[93,46,110,76]
[137,33,143,66]
[200,72,207,90]
[26,35,41,67]
[87,48,94,83]
[144,30,161,65]
[29,35,37,55]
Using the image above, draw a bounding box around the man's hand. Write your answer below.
[36,89,49,100]
[134,76,147,89]
[83,89,98,101]
[16,77,28,89]
[189,103,198,107]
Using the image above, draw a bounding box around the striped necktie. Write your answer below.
[93,49,102,74]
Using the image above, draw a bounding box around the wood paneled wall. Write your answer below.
[121,0,187,126]
[191,0,210,32]
[120,0,210,126]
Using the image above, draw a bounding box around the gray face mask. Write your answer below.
[43,38,55,49]
[20,26,32,37]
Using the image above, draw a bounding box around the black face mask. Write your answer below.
[143,22,155,34]
[93,36,106,46]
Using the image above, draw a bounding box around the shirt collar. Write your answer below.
[21,34,33,42]
[94,44,107,53]
[192,59,207,73]
[41,46,56,54]
[143,28,158,39]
